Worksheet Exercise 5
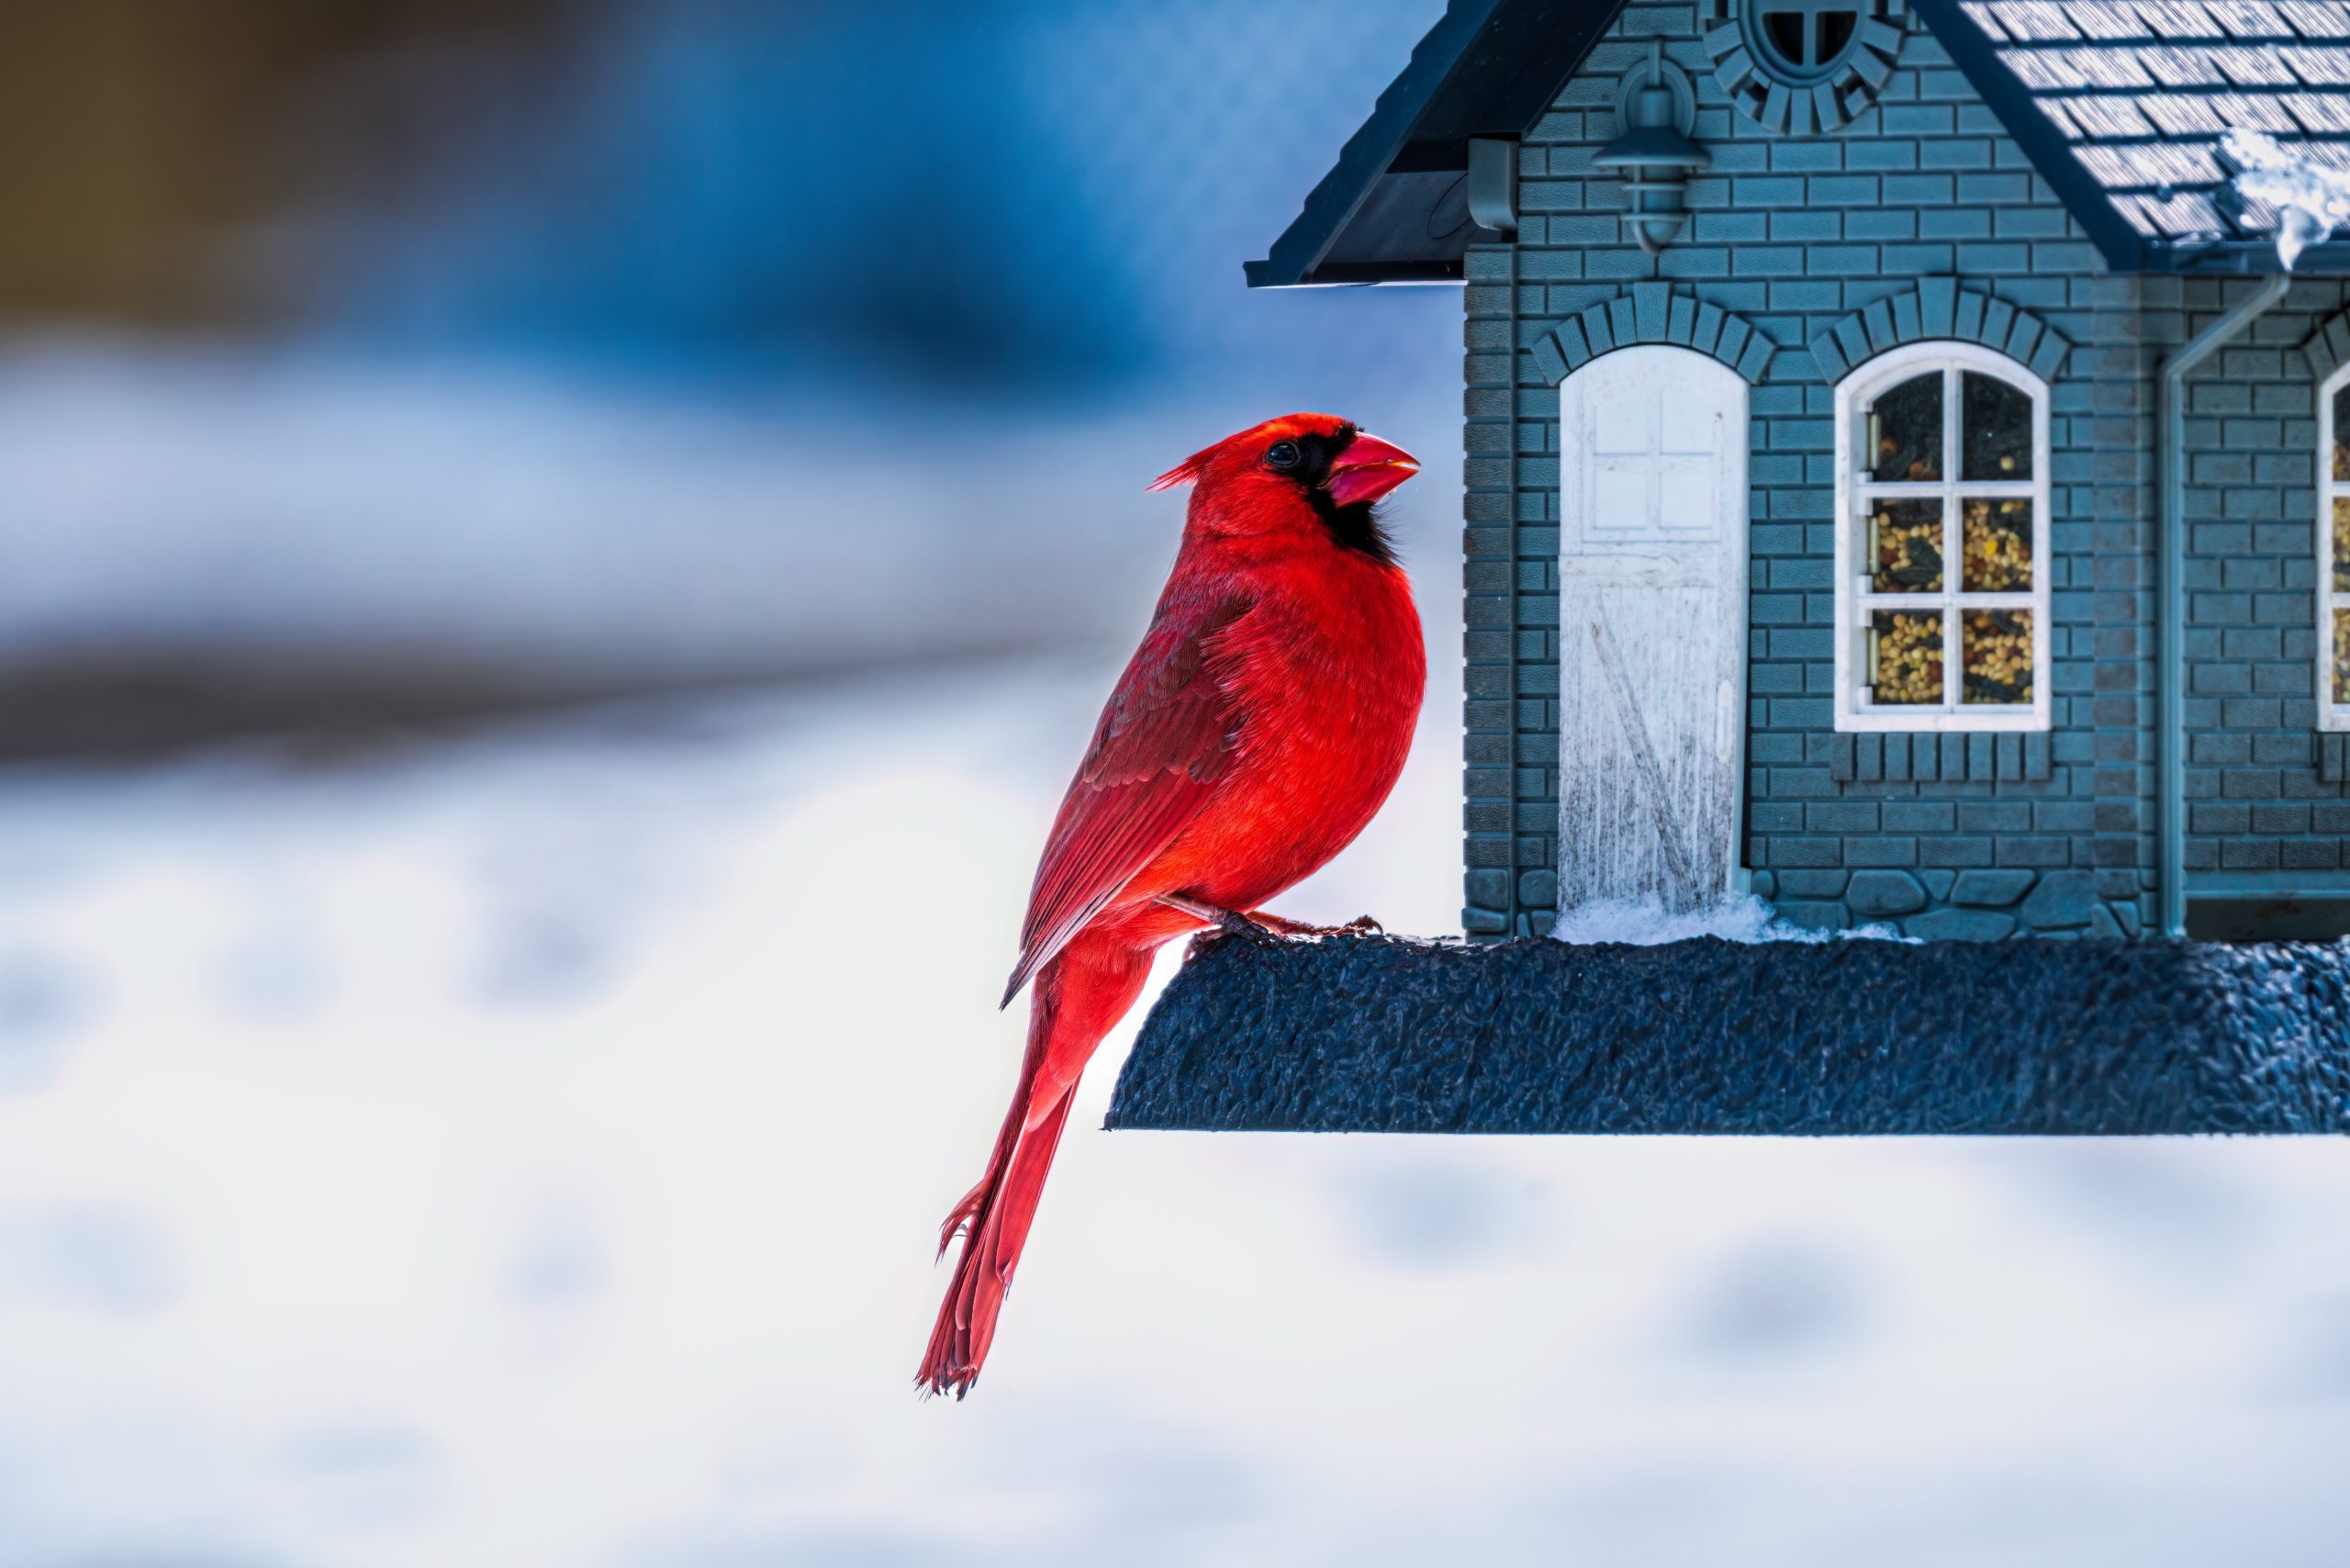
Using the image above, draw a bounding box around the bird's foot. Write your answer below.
[1156,891,1280,944]
[1255,912,1384,937]
[1156,895,1384,943]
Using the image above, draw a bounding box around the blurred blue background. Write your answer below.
[0,0,1461,726]
[1,5,2346,1565]
[0,0,1440,380]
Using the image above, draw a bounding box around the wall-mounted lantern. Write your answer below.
[1593,40,1708,256]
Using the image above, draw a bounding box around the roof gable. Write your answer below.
[1251,0,2350,285]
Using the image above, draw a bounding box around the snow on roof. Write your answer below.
[1949,0,2350,264]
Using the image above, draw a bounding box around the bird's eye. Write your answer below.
[1265,441,1302,470]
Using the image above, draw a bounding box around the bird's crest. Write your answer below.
[1146,441,1220,492]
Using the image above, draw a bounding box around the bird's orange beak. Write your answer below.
[1325,431,1418,508]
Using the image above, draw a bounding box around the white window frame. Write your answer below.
[1832,341,2053,733]
[2317,360,2350,732]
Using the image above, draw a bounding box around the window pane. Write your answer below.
[1961,497,2033,591]
[1867,373,1942,482]
[2336,609,2350,706]
[2336,496,2350,593]
[1869,498,1943,592]
[1870,610,1943,705]
[2334,383,2350,482]
[1961,371,2031,481]
[1962,610,2033,706]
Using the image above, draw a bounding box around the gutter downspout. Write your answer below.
[2159,274,2290,936]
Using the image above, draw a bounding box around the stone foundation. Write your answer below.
[1751,866,2128,938]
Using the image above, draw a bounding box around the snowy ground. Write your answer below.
[0,661,2347,1567]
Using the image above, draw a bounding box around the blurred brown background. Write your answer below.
[0,2,556,326]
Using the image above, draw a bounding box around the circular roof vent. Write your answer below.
[1707,0,1906,133]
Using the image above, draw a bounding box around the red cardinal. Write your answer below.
[918,413,1425,1397]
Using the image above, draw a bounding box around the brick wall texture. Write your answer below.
[1461,1,2350,939]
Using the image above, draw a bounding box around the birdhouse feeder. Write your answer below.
[1125,0,2350,1137]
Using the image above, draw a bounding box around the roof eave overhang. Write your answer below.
[1248,0,1628,289]
[2143,239,2349,275]
[1244,258,1467,288]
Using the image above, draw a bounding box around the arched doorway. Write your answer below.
[1555,345,1751,913]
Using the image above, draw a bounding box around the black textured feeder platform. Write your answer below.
[1104,934,2350,1136]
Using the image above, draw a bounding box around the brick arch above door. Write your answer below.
[1526,283,1775,387]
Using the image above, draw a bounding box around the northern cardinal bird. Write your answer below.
[918,413,1425,1397]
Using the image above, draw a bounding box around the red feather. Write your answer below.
[1000,592,1251,1006]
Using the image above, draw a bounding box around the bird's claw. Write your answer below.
[1250,911,1385,938]
[1198,913,1281,946]
[1158,894,1385,953]
[1157,892,1278,944]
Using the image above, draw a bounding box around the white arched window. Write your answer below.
[2319,363,2350,731]
[1832,342,2052,733]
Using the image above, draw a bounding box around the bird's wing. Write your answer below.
[1002,594,1252,1005]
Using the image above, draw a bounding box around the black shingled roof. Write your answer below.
[1935,0,2350,270]
[1250,0,2350,285]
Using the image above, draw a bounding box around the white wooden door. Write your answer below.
[1556,346,1749,913]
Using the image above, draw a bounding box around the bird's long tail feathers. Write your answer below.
[919,937,1150,1399]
